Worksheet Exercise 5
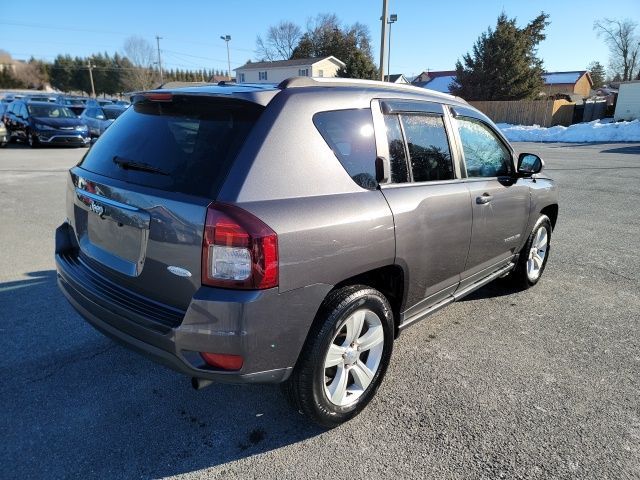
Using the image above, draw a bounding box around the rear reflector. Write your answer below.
[202,203,278,289]
[200,352,244,371]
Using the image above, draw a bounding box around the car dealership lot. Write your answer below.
[1,142,639,479]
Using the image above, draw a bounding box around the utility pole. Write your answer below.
[155,35,164,84]
[87,62,96,97]
[379,0,389,81]
[387,14,397,82]
[220,35,231,80]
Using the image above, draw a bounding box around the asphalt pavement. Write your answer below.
[1,141,639,479]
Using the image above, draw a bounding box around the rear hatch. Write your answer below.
[67,93,264,310]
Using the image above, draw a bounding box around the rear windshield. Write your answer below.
[78,96,263,198]
[103,108,124,120]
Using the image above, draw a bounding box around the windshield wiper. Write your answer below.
[112,156,170,176]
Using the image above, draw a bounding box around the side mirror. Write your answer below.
[517,153,544,176]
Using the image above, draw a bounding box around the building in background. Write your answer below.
[234,56,345,84]
[411,70,457,92]
[542,71,593,98]
[385,74,409,84]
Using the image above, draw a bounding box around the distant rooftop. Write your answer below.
[544,71,589,85]
[423,75,457,93]
[235,56,345,71]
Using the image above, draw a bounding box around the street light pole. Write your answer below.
[387,14,397,82]
[155,35,164,84]
[87,61,96,97]
[220,35,231,80]
[379,0,388,81]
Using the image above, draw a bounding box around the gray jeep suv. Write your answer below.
[55,78,558,427]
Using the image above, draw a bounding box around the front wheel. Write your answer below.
[508,215,552,289]
[283,285,394,428]
[27,131,39,148]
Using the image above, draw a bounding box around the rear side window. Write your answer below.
[400,114,454,182]
[383,115,409,183]
[313,109,377,190]
[78,96,263,198]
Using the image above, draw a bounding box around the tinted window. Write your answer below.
[400,114,454,182]
[383,114,409,183]
[456,117,512,177]
[28,105,76,118]
[313,109,377,189]
[103,108,124,120]
[79,96,263,198]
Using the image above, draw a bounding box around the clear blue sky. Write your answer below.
[1,0,637,77]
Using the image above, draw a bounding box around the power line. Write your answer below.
[0,20,255,54]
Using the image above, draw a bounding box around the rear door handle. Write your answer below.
[476,194,493,205]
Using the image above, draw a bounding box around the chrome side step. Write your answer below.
[398,262,515,332]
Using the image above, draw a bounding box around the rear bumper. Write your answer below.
[55,223,331,384]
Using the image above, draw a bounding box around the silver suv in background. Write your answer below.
[55,78,558,427]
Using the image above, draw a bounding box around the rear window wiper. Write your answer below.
[112,156,170,176]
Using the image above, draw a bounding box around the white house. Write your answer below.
[614,80,640,121]
[234,56,345,84]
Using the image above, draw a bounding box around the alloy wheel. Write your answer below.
[527,226,548,281]
[323,309,385,407]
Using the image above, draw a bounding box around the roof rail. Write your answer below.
[277,77,318,89]
[276,76,464,102]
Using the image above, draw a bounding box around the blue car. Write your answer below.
[2,100,90,147]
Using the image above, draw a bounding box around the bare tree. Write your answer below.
[122,36,156,90]
[256,21,302,61]
[594,18,640,81]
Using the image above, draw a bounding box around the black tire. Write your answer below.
[508,215,552,289]
[282,285,394,428]
[27,130,39,148]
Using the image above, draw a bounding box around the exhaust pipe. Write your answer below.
[191,377,214,390]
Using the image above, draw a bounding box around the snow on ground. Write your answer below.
[497,119,640,143]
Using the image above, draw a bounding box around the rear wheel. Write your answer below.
[283,285,394,428]
[508,215,551,289]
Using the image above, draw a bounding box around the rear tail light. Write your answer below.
[202,203,278,289]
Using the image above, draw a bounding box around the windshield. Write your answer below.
[103,108,125,120]
[28,105,77,118]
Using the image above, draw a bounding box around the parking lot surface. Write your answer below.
[1,142,639,479]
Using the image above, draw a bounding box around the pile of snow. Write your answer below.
[497,119,640,143]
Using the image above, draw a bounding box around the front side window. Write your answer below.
[313,109,377,189]
[400,114,454,182]
[456,117,512,177]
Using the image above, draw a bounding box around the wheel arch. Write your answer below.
[332,264,406,338]
[540,204,558,230]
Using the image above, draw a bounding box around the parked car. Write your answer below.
[3,100,89,147]
[80,104,127,137]
[55,78,558,427]
[59,97,88,116]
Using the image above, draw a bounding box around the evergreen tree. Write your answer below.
[450,12,550,100]
[290,14,378,79]
[587,61,606,88]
